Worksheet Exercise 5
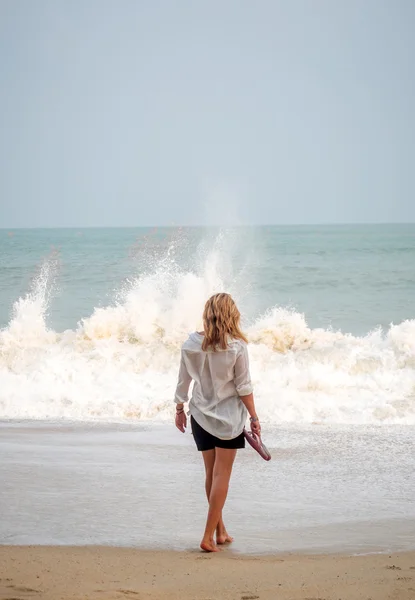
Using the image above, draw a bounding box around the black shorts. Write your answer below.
[191,416,245,451]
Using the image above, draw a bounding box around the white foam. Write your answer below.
[1,241,415,425]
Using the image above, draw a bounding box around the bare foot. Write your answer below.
[216,532,234,545]
[200,539,221,553]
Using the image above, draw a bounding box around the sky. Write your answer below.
[0,0,414,228]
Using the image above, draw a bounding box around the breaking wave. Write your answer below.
[1,239,415,425]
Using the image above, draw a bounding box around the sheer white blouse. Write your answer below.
[174,332,253,440]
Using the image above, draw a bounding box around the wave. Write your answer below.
[1,239,415,425]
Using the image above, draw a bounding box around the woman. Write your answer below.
[174,292,260,552]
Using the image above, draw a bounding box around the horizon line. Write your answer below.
[1,222,415,230]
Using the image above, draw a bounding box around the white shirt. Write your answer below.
[174,332,253,440]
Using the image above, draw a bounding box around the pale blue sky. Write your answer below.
[0,0,414,227]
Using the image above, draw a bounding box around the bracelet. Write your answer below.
[176,408,184,414]
[250,416,259,422]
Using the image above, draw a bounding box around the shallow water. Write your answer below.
[1,421,414,554]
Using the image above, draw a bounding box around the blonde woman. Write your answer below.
[174,293,260,552]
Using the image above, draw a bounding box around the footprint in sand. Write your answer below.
[7,586,39,593]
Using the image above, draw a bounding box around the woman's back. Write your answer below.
[175,332,253,440]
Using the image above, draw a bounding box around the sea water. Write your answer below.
[0,225,414,552]
[1,224,415,424]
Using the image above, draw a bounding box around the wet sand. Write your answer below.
[2,422,415,599]
[1,546,415,600]
[2,422,415,555]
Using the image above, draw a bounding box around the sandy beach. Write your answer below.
[1,546,415,600]
[2,425,415,600]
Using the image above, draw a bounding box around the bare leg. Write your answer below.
[202,450,234,546]
[202,449,215,500]
[200,448,237,552]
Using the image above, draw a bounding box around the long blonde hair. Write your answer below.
[202,293,248,351]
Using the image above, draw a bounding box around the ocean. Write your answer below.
[1,225,415,553]
[0,224,414,424]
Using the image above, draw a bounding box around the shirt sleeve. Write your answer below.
[234,343,254,396]
[174,351,192,404]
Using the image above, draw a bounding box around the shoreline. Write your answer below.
[1,546,415,600]
[2,423,415,556]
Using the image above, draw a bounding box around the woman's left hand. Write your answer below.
[175,409,187,433]
[250,418,261,436]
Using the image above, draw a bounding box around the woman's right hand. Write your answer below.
[175,408,187,433]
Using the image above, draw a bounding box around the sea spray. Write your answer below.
[0,240,414,424]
